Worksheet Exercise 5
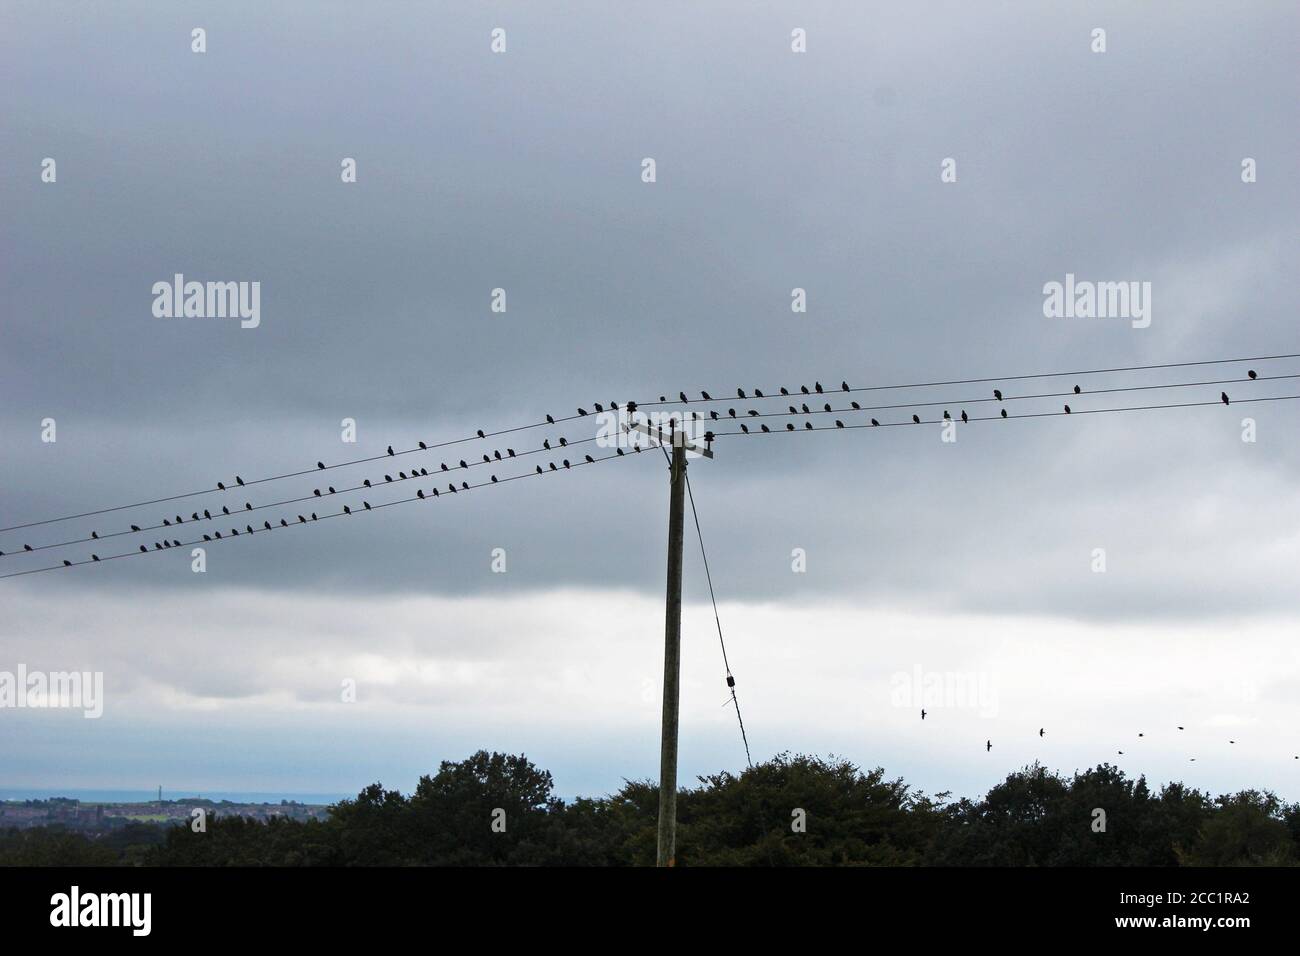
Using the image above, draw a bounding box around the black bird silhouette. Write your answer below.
[801,385,810,395]
[701,391,712,401]
[164,519,171,526]
[317,461,325,470]
[220,507,229,516]
[577,407,588,416]
[1039,728,1045,737]
[761,424,770,432]
[585,454,594,463]
[92,554,99,561]
[546,414,554,424]
[961,411,969,423]
[387,445,394,456]
[343,505,351,515]
[236,476,245,486]
[363,501,372,510]
[217,482,226,491]
[822,403,831,413]
[801,403,810,414]
[130,525,141,532]
[315,488,324,495]
[364,479,371,488]
[1248,369,1257,379]
[740,424,749,433]
[1118,750,1124,755]
[549,463,557,471]
[943,410,951,420]
[63,559,71,567]
[203,509,211,519]
[804,422,813,430]
[912,414,921,424]
[559,437,567,447]
[815,382,823,394]
[1000,409,1008,418]
[679,392,688,403]
[728,408,736,418]
[432,488,440,496]
[246,525,254,534]
[264,521,271,530]
[841,381,850,392]
[851,401,861,410]
[536,466,543,474]
[91,531,99,539]
[788,405,798,415]
[737,388,746,399]
[711,410,720,420]
[1073,385,1081,394]
[491,475,498,483]
[482,455,490,463]
[921,709,926,720]
[755,389,764,398]
[461,482,468,490]
[749,409,760,417]
[280,519,287,527]
[1178,726,1184,730]
[476,430,485,438]
[440,463,449,471]
[543,439,551,450]
[507,449,515,457]
[1064,405,1071,414]
[835,420,845,428]
[298,515,306,523]
[459,459,468,468]
[245,502,252,510]
[993,389,1003,401]
[594,403,604,413]
[871,418,880,426]
[780,387,789,396]
[419,441,427,449]
[786,423,795,431]
[1138,733,1144,737]
[986,740,992,752]
[617,447,626,454]
[139,545,147,553]
[1221,392,1230,405]
[563,459,571,469]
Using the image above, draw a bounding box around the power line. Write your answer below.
[704,393,1300,438]
[0,445,642,580]
[6,352,1292,536]
[684,469,753,769]
[2,436,605,557]
[638,352,1300,409]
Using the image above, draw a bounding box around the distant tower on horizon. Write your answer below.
[157,785,162,804]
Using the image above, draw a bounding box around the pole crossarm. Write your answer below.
[623,420,715,459]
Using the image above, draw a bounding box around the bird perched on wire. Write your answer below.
[912,414,921,424]
[1221,392,1230,405]
[871,418,880,426]
[993,389,1003,401]
[1248,369,1257,379]
[961,410,968,423]
[387,445,394,456]
[1064,405,1071,414]
[737,388,746,398]
[477,430,485,438]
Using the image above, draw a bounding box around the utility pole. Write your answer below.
[625,417,713,868]
[657,433,686,866]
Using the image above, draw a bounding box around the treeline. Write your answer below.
[4,751,1298,866]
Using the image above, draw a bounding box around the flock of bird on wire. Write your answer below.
[1,357,1293,581]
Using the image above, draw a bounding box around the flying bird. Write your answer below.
[921,709,926,720]
[1039,728,1045,737]
[986,740,992,752]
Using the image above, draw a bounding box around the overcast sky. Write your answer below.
[2,1,1298,803]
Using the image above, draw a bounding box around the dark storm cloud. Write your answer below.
[2,1,1297,620]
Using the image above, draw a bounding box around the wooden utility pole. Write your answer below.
[624,418,714,868]
[657,433,686,866]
